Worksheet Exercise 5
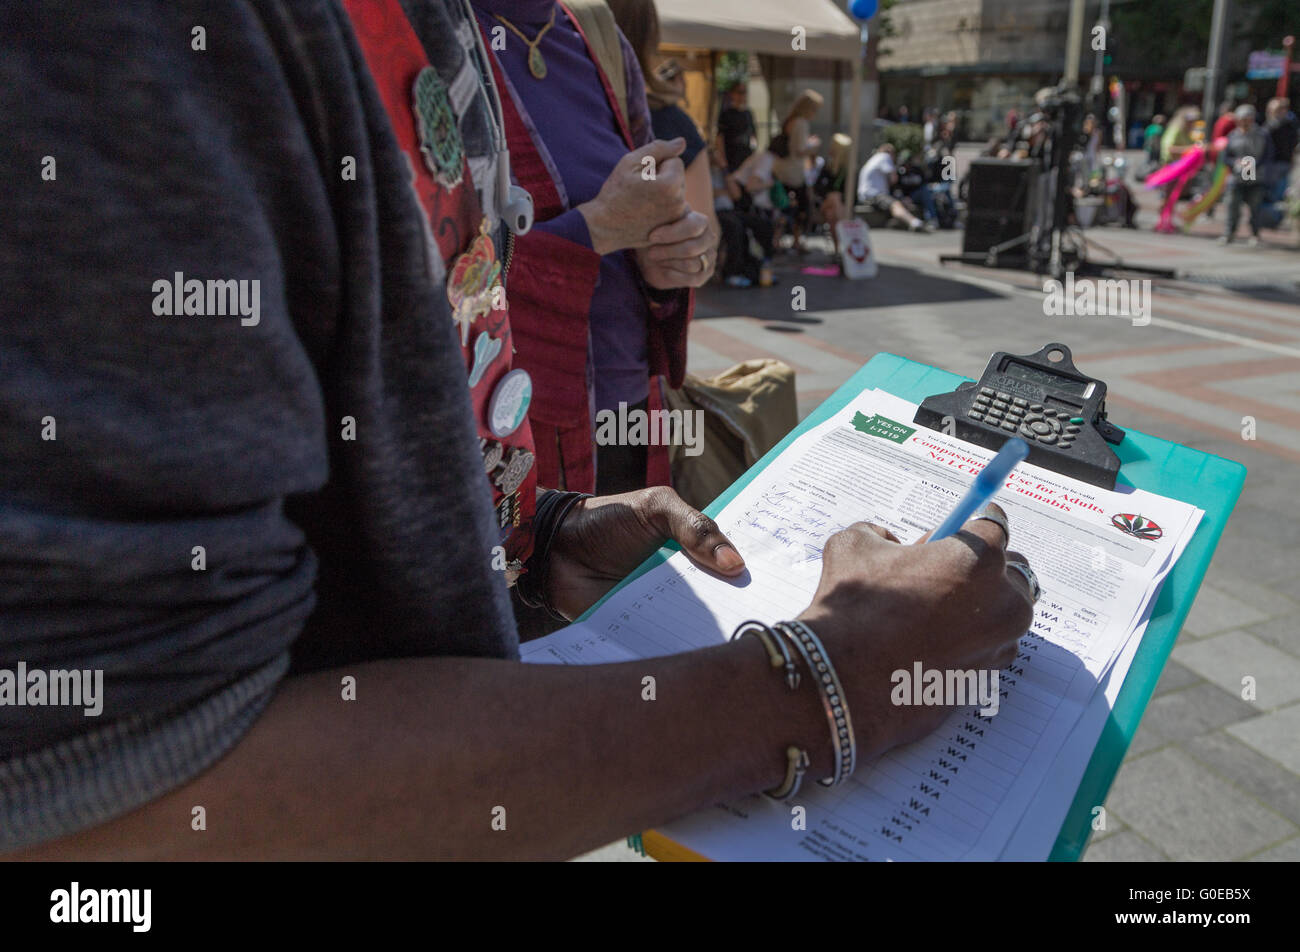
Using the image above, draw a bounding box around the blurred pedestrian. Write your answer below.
[1143,114,1165,164]
[924,125,959,228]
[922,108,939,146]
[812,133,853,256]
[716,82,757,173]
[711,144,774,287]
[858,143,926,232]
[772,89,824,248]
[1161,106,1201,164]
[1080,113,1101,174]
[1264,98,1297,197]
[1219,104,1273,246]
[893,149,937,226]
[1211,99,1238,143]
[939,113,959,151]
[729,140,785,284]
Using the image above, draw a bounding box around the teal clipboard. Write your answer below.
[586,353,1246,861]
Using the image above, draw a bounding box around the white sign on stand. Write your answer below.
[836,219,877,280]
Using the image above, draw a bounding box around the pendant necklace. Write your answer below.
[494,6,557,80]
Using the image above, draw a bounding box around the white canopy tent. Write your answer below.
[655,0,862,61]
[654,0,869,205]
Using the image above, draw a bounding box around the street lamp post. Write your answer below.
[1064,0,1086,88]
[1202,0,1232,120]
[1091,0,1110,101]
[845,23,866,212]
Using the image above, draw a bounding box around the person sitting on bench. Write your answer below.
[857,144,925,232]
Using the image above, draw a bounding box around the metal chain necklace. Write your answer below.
[494,6,557,80]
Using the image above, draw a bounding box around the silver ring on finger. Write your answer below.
[698,253,709,272]
[967,504,1009,547]
[1006,561,1041,603]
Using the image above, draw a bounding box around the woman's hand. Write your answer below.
[544,486,745,620]
[636,210,717,289]
[578,139,689,255]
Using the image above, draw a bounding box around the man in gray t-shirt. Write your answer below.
[2,0,1036,860]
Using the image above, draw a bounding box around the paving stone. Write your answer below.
[1233,478,1300,517]
[1248,615,1300,659]
[1247,837,1300,861]
[1193,574,1298,619]
[1087,812,1128,843]
[1125,717,1169,759]
[1151,659,1202,697]
[1182,585,1276,638]
[1201,534,1298,587]
[1226,702,1300,776]
[1173,630,1300,710]
[1218,503,1300,550]
[1082,831,1168,861]
[1103,747,1295,861]
[1184,731,1300,827]
[1127,682,1260,753]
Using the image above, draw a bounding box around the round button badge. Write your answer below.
[488,368,532,438]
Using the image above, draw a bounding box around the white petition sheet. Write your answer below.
[524,390,1201,860]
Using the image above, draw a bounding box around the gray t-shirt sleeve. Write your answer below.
[0,0,340,851]
[0,0,517,851]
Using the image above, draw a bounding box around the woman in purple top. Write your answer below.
[471,0,714,495]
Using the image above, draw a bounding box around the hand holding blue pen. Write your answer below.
[928,438,1030,542]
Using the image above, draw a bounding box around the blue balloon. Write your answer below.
[850,0,878,19]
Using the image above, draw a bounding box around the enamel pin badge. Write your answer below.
[447,220,505,345]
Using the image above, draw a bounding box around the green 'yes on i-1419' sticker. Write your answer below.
[852,411,915,443]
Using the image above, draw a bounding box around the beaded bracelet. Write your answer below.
[773,620,856,786]
[730,620,810,801]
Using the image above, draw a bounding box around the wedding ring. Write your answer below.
[968,505,1009,547]
[698,253,709,272]
[1006,561,1041,602]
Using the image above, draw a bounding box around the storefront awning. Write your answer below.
[656,0,863,61]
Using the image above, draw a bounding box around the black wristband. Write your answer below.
[516,490,591,619]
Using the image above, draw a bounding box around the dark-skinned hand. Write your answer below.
[545,486,745,621]
[797,504,1036,766]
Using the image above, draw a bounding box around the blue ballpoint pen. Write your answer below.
[928,437,1030,541]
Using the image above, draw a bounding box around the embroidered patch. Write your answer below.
[412,66,465,189]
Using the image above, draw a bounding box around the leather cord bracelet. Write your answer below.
[515,489,591,619]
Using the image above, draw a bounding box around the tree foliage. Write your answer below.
[1110,0,1297,68]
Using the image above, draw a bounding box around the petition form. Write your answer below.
[523,389,1202,860]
